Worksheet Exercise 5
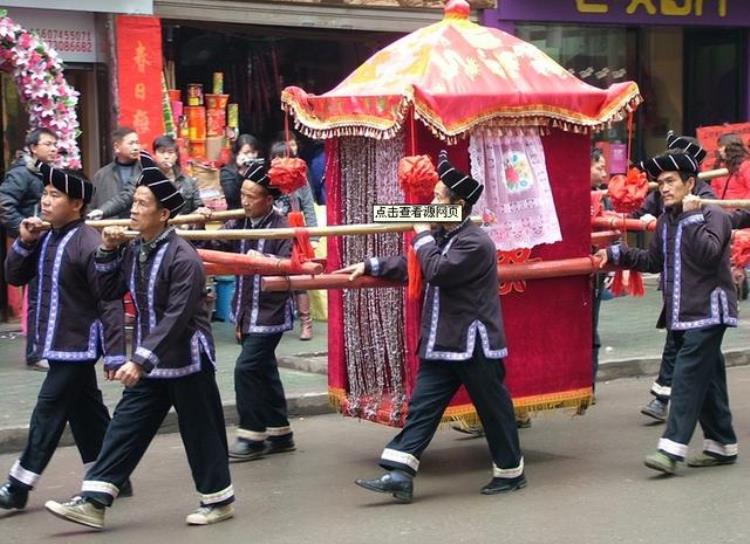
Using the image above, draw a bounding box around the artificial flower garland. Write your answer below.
[0,13,81,168]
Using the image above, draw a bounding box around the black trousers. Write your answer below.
[658,326,737,461]
[25,277,40,364]
[9,361,110,490]
[650,330,678,402]
[235,333,291,443]
[379,347,523,478]
[81,363,233,507]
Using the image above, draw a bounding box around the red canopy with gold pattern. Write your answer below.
[282,0,641,141]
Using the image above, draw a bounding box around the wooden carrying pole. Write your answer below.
[117,217,487,241]
[85,209,247,228]
[198,249,324,276]
[592,216,656,232]
[701,199,750,209]
[261,256,604,292]
[697,168,728,181]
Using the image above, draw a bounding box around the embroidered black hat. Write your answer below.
[666,130,707,164]
[137,151,185,218]
[640,150,700,181]
[436,150,483,205]
[241,158,281,198]
[38,161,94,204]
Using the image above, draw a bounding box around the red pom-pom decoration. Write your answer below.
[607,167,648,214]
[398,155,438,203]
[732,229,750,268]
[268,157,308,195]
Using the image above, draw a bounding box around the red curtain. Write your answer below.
[326,127,593,426]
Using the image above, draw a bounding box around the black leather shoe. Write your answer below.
[480,474,527,495]
[264,438,296,456]
[0,482,28,510]
[355,472,413,503]
[228,440,265,462]
[641,398,668,422]
[119,479,134,498]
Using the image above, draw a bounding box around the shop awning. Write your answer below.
[154,0,477,33]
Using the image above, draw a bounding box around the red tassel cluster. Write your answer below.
[731,229,750,268]
[407,247,422,300]
[607,167,648,214]
[288,211,316,273]
[590,191,604,218]
[268,157,309,195]
[398,155,438,203]
[610,269,645,297]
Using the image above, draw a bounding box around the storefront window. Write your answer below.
[517,24,638,173]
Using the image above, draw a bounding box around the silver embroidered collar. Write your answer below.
[139,226,174,264]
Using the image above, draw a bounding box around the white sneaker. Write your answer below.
[45,496,105,529]
[186,504,234,526]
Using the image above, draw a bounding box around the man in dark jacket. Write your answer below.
[211,161,296,462]
[0,163,127,512]
[631,133,715,423]
[598,149,737,475]
[44,152,234,529]
[0,128,57,237]
[87,127,141,220]
[0,127,59,369]
[340,151,525,502]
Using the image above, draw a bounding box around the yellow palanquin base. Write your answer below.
[328,386,594,428]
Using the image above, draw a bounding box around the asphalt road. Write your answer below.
[2,368,750,544]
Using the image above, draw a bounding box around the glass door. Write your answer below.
[684,29,747,136]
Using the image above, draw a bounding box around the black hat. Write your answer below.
[666,131,707,164]
[241,159,281,198]
[137,151,185,218]
[640,150,699,181]
[38,161,94,204]
[436,150,483,205]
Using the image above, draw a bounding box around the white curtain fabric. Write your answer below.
[469,128,562,251]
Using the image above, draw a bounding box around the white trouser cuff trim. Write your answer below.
[10,460,40,487]
[650,382,671,398]
[493,457,524,479]
[381,448,420,472]
[266,426,292,437]
[201,484,235,504]
[82,480,119,498]
[704,439,738,458]
[658,438,688,459]
[237,428,267,442]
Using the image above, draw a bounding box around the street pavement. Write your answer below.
[2,276,750,450]
[1,367,750,543]
[0,320,328,431]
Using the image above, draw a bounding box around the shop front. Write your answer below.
[0,2,150,321]
[483,0,750,169]
[149,0,487,158]
[112,1,488,203]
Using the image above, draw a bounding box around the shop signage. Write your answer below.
[3,7,98,63]
[0,1,152,15]
[243,0,494,9]
[489,0,750,26]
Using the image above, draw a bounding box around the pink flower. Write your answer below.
[18,33,31,49]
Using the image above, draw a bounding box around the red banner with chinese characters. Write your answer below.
[697,122,750,168]
[115,15,164,151]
